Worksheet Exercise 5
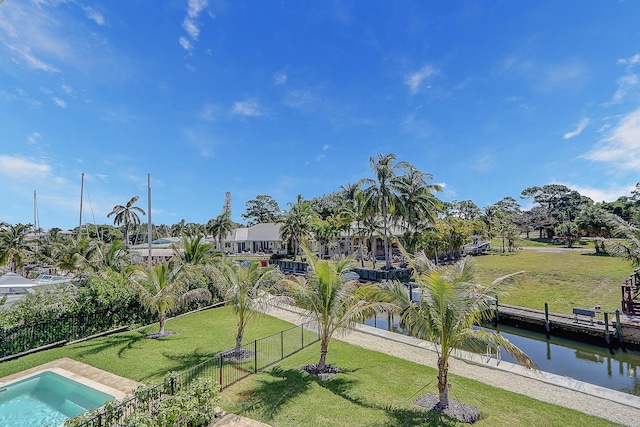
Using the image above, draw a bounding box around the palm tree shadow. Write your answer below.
[74,332,147,358]
[382,405,465,427]
[316,372,463,426]
[239,367,315,420]
[240,365,464,426]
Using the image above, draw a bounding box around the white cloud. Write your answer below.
[405,65,436,95]
[582,108,640,169]
[563,118,589,139]
[179,37,192,51]
[562,182,636,203]
[199,103,221,121]
[316,154,325,162]
[53,97,66,108]
[609,53,640,104]
[284,89,314,109]
[180,0,209,52]
[231,100,263,117]
[0,155,51,179]
[322,144,329,151]
[27,132,41,144]
[611,74,638,104]
[617,53,640,67]
[79,5,106,26]
[274,71,287,85]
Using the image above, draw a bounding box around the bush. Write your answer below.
[65,377,220,427]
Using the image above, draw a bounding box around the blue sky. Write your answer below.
[2,1,640,231]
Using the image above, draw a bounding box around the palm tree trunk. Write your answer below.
[235,323,244,352]
[382,201,390,270]
[437,356,449,408]
[317,336,330,372]
[158,316,166,335]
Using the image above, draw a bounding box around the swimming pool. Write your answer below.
[0,371,115,427]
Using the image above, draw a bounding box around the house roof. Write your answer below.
[226,222,281,242]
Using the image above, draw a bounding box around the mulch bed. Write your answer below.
[414,393,480,424]
[144,330,178,339]
[301,364,342,380]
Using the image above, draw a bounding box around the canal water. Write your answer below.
[364,313,640,396]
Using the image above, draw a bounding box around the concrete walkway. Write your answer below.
[263,302,640,427]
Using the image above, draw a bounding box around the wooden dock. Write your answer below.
[493,303,636,347]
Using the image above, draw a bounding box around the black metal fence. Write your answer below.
[0,306,156,359]
[71,322,320,427]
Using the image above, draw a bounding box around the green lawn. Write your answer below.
[473,247,631,314]
[222,340,619,427]
[0,306,624,427]
[0,306,292,384]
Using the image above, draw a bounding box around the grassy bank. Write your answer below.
[0,306,623,426]
[221,340,618,427]
[473,247,630,314]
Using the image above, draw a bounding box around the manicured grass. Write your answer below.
[0,306,292,383]
[0,306,623,426]
[473,248,631,314]
[222,340,620,427]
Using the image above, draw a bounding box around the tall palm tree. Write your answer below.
[280,195,316,260]
[207,213,234,253]
[360,153,410,269]
[396,166,442,233]
[107,196,146,245]
[377,254,536,409]
[130,263,211,335]
[0,223,33,273]
[282,247,391,373]
[208,260,283,353]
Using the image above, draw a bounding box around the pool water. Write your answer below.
[0,371,114,427]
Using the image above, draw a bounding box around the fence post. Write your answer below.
[254,339,258,373]
[301,324,304,347]
[218,355,223,390]
[281,330,284,359]
[170,376,175,395]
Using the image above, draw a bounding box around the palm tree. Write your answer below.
[280,195,316,260]
[360,153,410,269]
[53,237,101,275]
[107,196,146,245]
[377,254,536,409]
[604,213,640,265]
[207,213,234,253]
[208,260,283,353]
[130,263,212,336]
[90,239,132,273]
[396,166,442,233]
[0,223,33,273]
[173,235,217,265]
[282,247,391,373]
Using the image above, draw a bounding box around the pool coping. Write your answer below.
[0,357,139,400]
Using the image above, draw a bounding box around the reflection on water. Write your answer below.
[364,313,640,396]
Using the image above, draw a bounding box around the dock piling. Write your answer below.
[544,302,550,333]
[604,312,610,345]
[616,309,622,344]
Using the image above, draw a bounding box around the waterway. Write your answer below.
[365,313,640,396]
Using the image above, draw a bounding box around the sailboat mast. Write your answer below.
[147,173,152,268]
[78,173,84,240]
[34,190,39,255]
